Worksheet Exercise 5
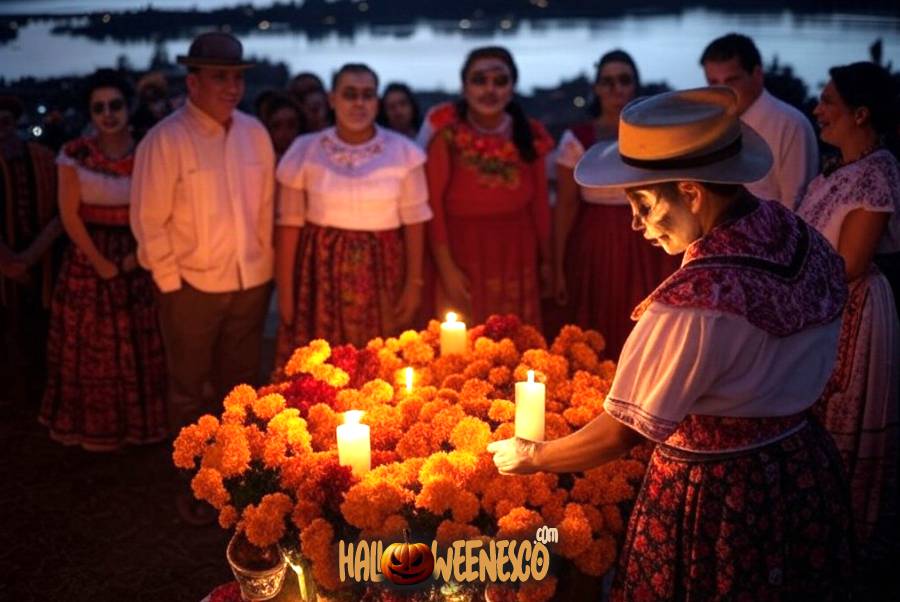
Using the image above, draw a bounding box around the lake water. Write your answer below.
[1,2,899,93]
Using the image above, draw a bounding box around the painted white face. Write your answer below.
[463,57,514,119]
[626,185,702,254]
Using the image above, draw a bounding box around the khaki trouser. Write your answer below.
[157,280,272,432]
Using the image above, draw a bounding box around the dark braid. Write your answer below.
[458,46,539,163]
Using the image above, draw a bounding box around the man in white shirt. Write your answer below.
[131,32,275,434]
[701,33,819,210]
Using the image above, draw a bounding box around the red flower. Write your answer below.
[484,314,522,341]
[283,374,338,417]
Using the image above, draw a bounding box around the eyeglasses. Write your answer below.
[339,88,378,102]
[90,98,126,115]
[599,74,635,88]
[467,73,512,88]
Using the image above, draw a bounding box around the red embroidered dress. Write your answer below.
[39,137,167,451]
[556,122,680,358]
[606,200,854,600]
[426,104,554,327]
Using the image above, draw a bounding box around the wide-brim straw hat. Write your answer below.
[177,31,255,69]
[574,86,773,189]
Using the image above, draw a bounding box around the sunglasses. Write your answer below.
[340,88,378,102]
[467,73,512,88]
[599,74,635,88]
[90,98,126,115]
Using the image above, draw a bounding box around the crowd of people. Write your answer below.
[1,27,899,598]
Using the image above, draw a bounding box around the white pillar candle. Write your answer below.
[336,410,371,477]
[515,370,545,442]
[405,367,414,392]
[440,311,467,356]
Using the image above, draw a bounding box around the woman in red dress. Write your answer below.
[426,46,554,327]
[40,70,167,450]
[554,50,680,358]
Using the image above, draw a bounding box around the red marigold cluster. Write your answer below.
[282,374,338,416]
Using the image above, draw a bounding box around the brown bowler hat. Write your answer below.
[177,31,255,69]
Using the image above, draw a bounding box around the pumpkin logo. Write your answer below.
[380,529,434,586]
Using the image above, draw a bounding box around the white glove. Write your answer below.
[487,437,541,475]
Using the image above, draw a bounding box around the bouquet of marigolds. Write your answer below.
[173,315,649,602]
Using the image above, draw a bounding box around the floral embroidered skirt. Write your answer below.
[444,209,541,328]
[39,217,168,451]
[565,202,680,360]
[814,269,899,547]
[276,223,404,367]
[612,415,855,601]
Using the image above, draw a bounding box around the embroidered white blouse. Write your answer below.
[57,151,130,206]
[275,126,432,231]
[797,149,900,254]
[604,302,840,443]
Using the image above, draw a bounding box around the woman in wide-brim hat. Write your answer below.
[489,86,855,600]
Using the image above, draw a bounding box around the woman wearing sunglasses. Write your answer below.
[554,50,681,358]
[40,69,167,451]
[274,63,432,359]
[426,46,554,326]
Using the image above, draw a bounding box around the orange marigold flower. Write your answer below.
[244,424,267,461]
[341,478,412,531]
[309,363,350,388]
[451,491,480,523]
[429,405,467,446]
[573,534,617,577]
[491,422,515,442]
[243,493,294,548]
[267,409,312,455]
[449,416,491,454]
[361,513,409,541]
[584,329,605,354]
[419,450,478,485]
[562,406,597,429]
[172,423,210,469]
[415,477,457,515]
[397,422,436,460]
[581,504,605,534]
[191,467,230,509]
[469,453,498,494]
[540,489,568,526]
[306,403,339,451]
[418,398,451,422]
[223,384,256,413]
[488,399,516,423]
[517,575,557,602]
[218,504,238,529]
[360,379,394,405]
[435,520,481,548]
[440,374,467,391]
[488,366,512,387]
[222,406,247,425]
[481,475,527,517]
[497,506,543,541]
[263,434,288,469]
[397,396,426,429]
[362,404,404,450]
[556,504,592,558]
[512,325,547,353]
[291,499,322,531]
[430,354,468,385]
[463,359,492,380]
[601,504,624,535]
[384,337,401,353]
[252,393,286,421]
[544,412,573,440]
[401,340,434,365]
[525,473,558,507]
[285,339,331,376]
[202,423,251,478]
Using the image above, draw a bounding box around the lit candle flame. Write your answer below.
[446,311,458,323]
[405,367,414,392]
[344,410,363,425]
[527,370,535,384]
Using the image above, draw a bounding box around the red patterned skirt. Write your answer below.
[612,414,855,601]
[565,203,680,359]
[39,206,167,450]
[443,209,541,327]
[276,223,404,367]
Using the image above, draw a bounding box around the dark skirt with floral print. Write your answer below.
[276,223,404,367]
[611,415,855,602]
[39,205,168,450]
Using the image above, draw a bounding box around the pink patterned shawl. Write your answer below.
[632,199,847,336]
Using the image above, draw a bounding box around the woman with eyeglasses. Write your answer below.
[274,63,432,359]
[426,46,554,327]
[40,69,167,451]
[554,50,681,358]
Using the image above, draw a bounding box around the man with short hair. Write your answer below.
[130,32,275,436]
[701,33,818,210]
